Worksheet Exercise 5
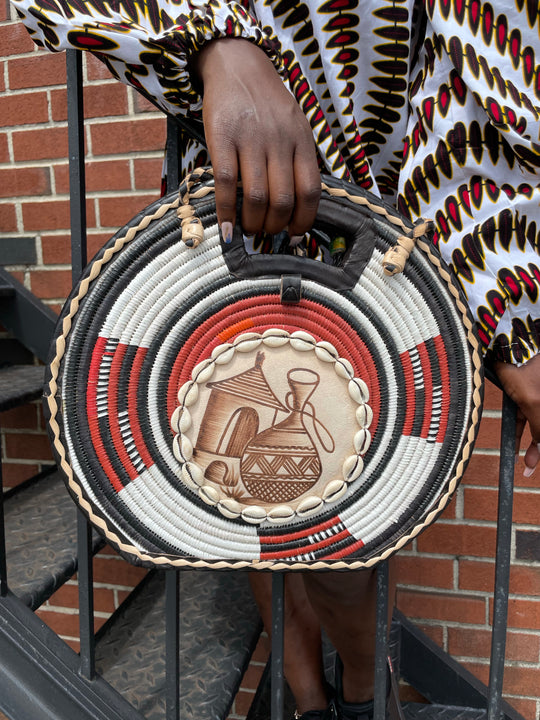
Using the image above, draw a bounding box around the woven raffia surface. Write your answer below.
[45,169,483,570]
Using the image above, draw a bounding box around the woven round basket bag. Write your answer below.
[44,168,483,570]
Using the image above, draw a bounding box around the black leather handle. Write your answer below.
[221,191,377,292]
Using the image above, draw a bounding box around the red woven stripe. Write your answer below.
[400,350,416,436]
[433,335,451,443]
[87,336,107,419]
[166,296,380,434]
[259,515,340,544]
[260,527,351,559]
[169,298,362,394]
[417,341,433,440]
[128,346,155,469]
[218,318,255,342]
[322,536,365,559]
[109,343,139,482]
[86,337,124,493]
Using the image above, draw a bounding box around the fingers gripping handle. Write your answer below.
[177,168,433,285]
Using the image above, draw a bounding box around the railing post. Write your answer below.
[67,49,87,279]
[271,571,285,720]
[77,511,96,679]
[163,116,182,720]
[374,561,389,720]
[66,48,95,680]
[487,392,517,720]
[166,116,182,192]
[0,441,7,597]
[165,570,180,720]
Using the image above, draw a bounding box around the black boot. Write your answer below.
[333,655,404,720]
[333,656,376,720]
[295,700,338,720]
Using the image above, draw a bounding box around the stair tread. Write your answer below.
[96,570,262,720]
[4,469,103,609]
[403,704,486,719]
[0,365,44,411]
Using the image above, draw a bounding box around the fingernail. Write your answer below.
[289,235,304,247]
[221,221,233,244]
[523,465,536,478]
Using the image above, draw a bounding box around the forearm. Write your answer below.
[11,0,283,117]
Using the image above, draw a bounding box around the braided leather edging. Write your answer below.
[46,169,484,571]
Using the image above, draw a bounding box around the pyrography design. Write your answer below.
[191,351,334,505]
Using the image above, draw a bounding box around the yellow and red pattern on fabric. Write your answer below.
[12,0,539,365]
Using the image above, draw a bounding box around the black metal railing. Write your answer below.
[0,46,525,720]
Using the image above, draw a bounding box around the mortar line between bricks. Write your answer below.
[401,585,540,602]
[40,605,79,615]
[398,550,480,559]
[2,48,58,62]
[81,113,165,125]
[3,83,68,97]
[503,694,540,702]
[35,234,44,265]
[453,656,540,669]
[404,620,535,631]
[0,151,165,168]
[397,584,493,597]
[1,190,161,202]
[511,526,517,563]
[0,263,65,274]
[10,116,68,131]
[424,518,498,527]
[471,448,503,456]
[462,484,540,493]
[481,409,503,419]
[85,122,93,156]
[1,457,46,465]
[94,196,101,227]
[128,156,136,190]
[13,199,23,233]
[44,607,113,620]
[91,583,148,592]
[512,522,540,531]
[442,624,448,652]
[1,427,53,435]
[3,58,10,90]
[126,85,135,115]
[455,485,464,519]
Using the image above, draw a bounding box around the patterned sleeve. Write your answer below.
[11,0,284,116]
[397,3,540,366]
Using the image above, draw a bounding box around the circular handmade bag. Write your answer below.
[45,168,483,570]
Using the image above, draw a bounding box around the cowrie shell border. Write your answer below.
[171,330,373,526]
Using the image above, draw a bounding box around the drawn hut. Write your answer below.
[194,352,287,489]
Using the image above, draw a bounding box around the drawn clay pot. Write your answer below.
[240,369,322,503]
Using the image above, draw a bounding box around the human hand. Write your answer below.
[194,38,321,242]
[494,353,540,478]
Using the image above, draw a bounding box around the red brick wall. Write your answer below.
[0,0,168,709]
[1,4,539,718]
[395,379,540,719]
[0,0,165,314]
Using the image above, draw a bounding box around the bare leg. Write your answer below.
[249,572,329,714]
[303,563,396,704]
